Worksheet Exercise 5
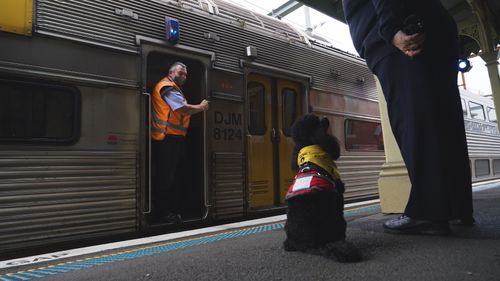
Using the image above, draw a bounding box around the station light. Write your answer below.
[458,58,472,73]
[165,17,179,44]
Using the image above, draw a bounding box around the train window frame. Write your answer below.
[493,159,500,175]
[247,81,266,135]
[0,78,81,144]
[487,107,497,123]
[344,118,384,152]
[474,159,490,178]
[282,87,298,137]
[469,101,486,121]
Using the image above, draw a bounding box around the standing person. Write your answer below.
[151,62,209,224]
[343,0,473,234]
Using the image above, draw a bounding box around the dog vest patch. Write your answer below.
[286,171,337,200]
[291,176,314,192]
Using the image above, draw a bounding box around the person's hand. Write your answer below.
[199,99,209,111]
[392,30,425,57]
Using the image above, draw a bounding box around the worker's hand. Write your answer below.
[199,99,209,111]
[392,30,425,58]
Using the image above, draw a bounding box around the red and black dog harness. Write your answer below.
[285,168,339,200]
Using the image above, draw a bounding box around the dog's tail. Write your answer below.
[305,240,362,263]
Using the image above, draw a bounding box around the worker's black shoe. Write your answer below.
[383,215,450,235]
[162,213,182,224]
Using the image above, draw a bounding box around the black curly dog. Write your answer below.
[283,114,361,262]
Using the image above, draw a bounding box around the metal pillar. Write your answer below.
[480,50,500,120]
[268,0,303,18]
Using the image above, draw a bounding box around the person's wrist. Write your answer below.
[382,27,400,45]
[391,30,403,48]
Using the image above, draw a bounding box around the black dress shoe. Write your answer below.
[383,215,450,235]
[449,217,475,226]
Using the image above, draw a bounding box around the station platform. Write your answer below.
[1,183,499,281]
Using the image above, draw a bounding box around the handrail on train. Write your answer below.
[142,92,152,214]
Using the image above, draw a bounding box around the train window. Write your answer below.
[475,159,490,177]
[469,101,486,121]
[487,107,497,123]
[247,82,266,135]
[0,79,79,143]
[282,88,298,137]
[493,159,500,175]
[345,119,384,151]
[461,99,467,116]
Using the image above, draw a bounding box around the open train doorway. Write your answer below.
[144,51,207,225]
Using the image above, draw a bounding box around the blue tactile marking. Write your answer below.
[0,204,379,280]
[1,276,20,281]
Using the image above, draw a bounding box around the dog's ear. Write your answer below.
[317,117,341,160]
[320,117,330,130]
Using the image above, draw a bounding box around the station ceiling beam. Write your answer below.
[295,0,345,23]
[267,0,304,18]
[297,0,499,47]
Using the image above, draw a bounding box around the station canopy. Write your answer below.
[297,0,500,52]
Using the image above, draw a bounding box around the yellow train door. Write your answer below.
[277,80,302,204]
[247,73,302,209]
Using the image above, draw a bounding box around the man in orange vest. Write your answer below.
[151,61,209,224]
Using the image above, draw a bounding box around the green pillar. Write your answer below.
[480,51,500,120]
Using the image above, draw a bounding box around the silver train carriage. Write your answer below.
[460,88,500,182]
[1,0,386,255]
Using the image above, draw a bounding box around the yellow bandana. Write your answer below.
[297,145,341,180]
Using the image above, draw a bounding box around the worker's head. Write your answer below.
[168,62,187,86]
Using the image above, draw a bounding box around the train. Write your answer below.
[460,88,500,181]
[0,0,497,257]
[0,0,384,256]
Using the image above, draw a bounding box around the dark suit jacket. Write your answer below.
[342,0,459,71]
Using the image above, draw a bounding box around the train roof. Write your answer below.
[460,88,495,106]
[190,0,360,59]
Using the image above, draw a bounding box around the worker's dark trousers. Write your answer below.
[151,135,186,217]
[373,51,473,221]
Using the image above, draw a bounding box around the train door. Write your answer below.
[141,47,208,226]
[277,80,302,203]
[247,73,302,209]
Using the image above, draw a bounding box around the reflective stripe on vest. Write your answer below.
[151,77,191,140]
[152,111,188,131]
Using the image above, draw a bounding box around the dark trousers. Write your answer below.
[373,52,473,221]
[151,135,186,216]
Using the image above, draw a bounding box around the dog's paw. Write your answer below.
[283,239,298,252]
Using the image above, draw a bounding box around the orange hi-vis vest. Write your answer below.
[151,77,190,140]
